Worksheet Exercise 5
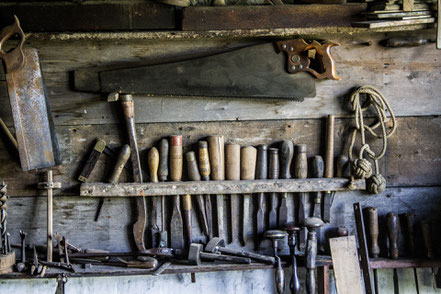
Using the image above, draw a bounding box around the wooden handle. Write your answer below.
[108,144,131,184]
[256,144,268,180]
[324,115,335,178]
[421,221,433,259]
[169,135,183,182]
[311,155,324,178]
[120,94,135,119]
[294,144,308,179]
[240,146,257,181]
[366,207,380,258]
[186,151,201,181]
[268,148,279,180]
[386,212,399,259]
[198,141,211,181]
[159,138,169,182]
[279,140,293,180]
[403,213,415,257]
[336,155,349,178]
[225,144,240,180]
[148,147,159,183]
[208,136,225,181]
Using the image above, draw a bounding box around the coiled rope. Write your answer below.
[348,85,397,194]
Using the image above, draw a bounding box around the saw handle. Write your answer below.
[0,16,25,73]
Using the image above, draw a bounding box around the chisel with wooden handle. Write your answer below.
[240,146,257,245]
[148,147,161,248]
[78,139,106,183]
[323,115,335,223]
[256,144,268,249]
[268,148,279,230]
[158,138,169,248]
[170,135,185,250]
[279,140,293,228]
[225,143,241,244]
[387,212,399,259]
[186,151,210,241]
[198,141,213,240]
[295,144,308,252]
[366,206,380,293]
[311,155,324,219]
[208,136,225,239]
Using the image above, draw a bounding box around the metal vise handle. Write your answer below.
[0,15,25,73]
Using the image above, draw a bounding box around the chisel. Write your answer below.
[268,148,279,230]
[169,135,185,250]
[225,143,241,244]
[295,144,308,252]
[208,136,225,239]
[279,140,293,228]
[186,151,210,241]
[95,144,131,221]
[256,144,268,249]
[387,212,400,294]
[323,115,335,223]
[240,146,257,245]
[158,139,169,248]
[78,139,106,183]
[366,207,380,294]
[148,147,161,248]
[198,141,213,240]
[311,155,324,219]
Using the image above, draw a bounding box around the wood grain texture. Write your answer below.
[416,268,441,293]
[0,117,440,197]
[396,268,418,294]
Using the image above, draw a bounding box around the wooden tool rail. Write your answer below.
[80,178,365,197]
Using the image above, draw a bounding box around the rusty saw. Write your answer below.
[74,39,340,101]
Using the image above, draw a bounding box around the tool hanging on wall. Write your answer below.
[158,138,169,248]
[225,143,241,244]
[255,144,268,249]
[170,135,185,250]
[0,16,61,171]
[278,140,293,228]
[208,136,225,240]
[267,148,279,230]
[78,139,106,183]
[348,85,397,194]
[198,141,213,240]
[240,146,257,245]
[0,181,15,274]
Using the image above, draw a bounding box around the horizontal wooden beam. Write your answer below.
[370,258,441,269]
[80,178,366,197]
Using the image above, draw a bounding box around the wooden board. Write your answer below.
[416,268,441,293]
[396,268,418,293]
[352,17,435,28]
[181,5,367,30]
[376,269,395,293]
[329,236,364,294]
[0,2,176,31]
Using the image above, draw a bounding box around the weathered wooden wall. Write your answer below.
[0,26,440,293]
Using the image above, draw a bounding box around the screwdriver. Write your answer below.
[268,148,279,230]
[225,143,241,244]
[279,140,293,228]
[158,139,169,248]
[198,141,213,240]
[169,135,184,250]
[256,144,268,249]
[295,144,308,252]
[186,151,210,241]
[148,147,160,248]
[240,146,257,245]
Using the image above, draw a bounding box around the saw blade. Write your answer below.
[97,43,316,101]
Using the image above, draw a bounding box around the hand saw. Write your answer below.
[0,16,61,171]
[73,40,334,101]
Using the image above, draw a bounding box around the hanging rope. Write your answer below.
[348,85,397,194]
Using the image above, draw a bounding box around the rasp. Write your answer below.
[75,42,316,100]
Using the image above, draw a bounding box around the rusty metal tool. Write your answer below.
[208,136,225,239]
[225,143,241,244]
[0,16,61,171]
[95,144,131,221]
[38,170,61,262]
[78,139,106,182]
[323,115,335,223]
[295,144,308,252]
[256,144,268,248]
[158,138,169,248]
[279,140,293,228]
[170,135,185,250]
[198,141,213,240]
[204,237,275,264]
[366,207,380,293]
[353,202,374,294]
[311,155,324,219]
[304,217,324,294]
[186,151,210,241]
[148,147,161,248]
[15,230,26,272]
[268,148,279,230]
[109,93,147,252]
[286,224,301,294]
[188,243,251,265]
[241,146,257,245]
[264,230,287,294]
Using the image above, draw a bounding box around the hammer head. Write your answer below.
[188,243,202,266]
[205,237,225,253]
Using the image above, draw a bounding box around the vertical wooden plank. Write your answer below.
[329,236,364,294]
[318,265,330,294]
[416,268,441,293]
[396,268,418,294]
[376,269,395,294]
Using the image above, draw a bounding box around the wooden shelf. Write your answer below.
[80,178,366,197]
